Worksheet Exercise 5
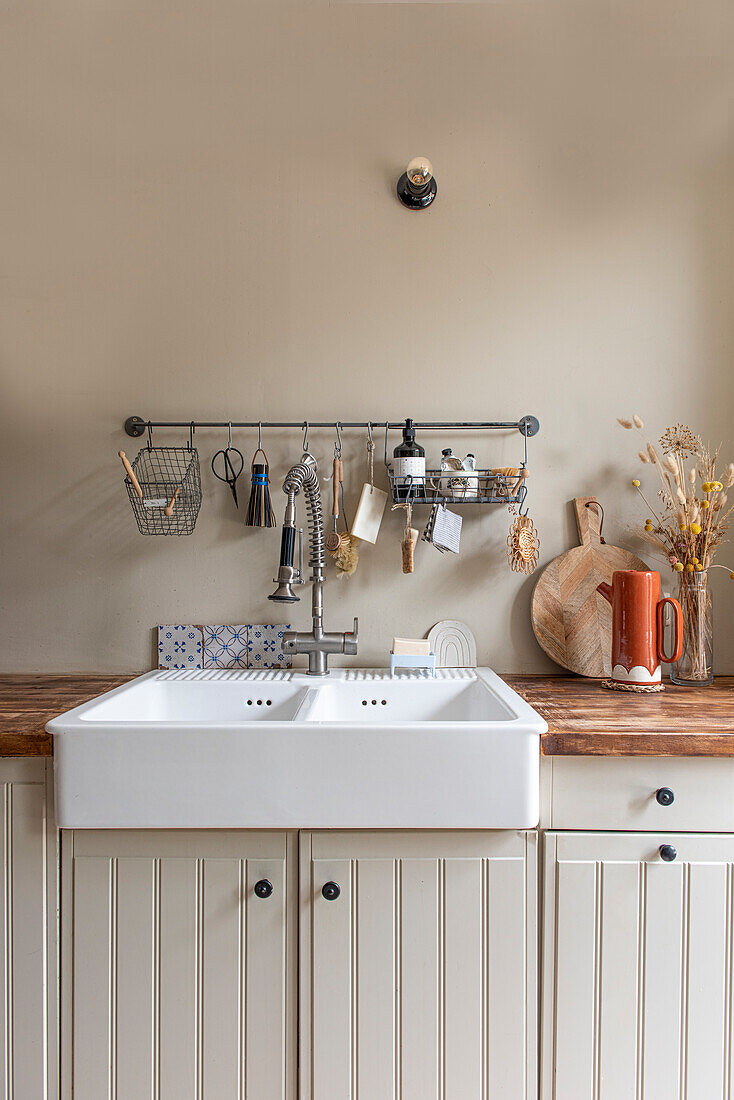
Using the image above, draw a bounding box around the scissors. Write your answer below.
[211,424,244,507]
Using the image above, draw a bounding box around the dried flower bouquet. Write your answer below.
[618,415,734,683]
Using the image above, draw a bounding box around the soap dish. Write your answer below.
[390,653,436,678]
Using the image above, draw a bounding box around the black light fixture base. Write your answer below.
[397,173,437,209]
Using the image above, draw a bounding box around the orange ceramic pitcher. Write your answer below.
[597,570,683,685]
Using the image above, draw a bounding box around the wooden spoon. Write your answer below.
[164,487,180,517]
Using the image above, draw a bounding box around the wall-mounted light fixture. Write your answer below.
[397,156,437,209]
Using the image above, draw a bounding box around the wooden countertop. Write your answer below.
[0,675,129,757]
[507,675,734,756]
[0,673,733,758]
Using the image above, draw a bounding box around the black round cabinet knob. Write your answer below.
[322,881,341,902]
[254,879,273,899]
[656,787,675,807]
[659,844,677,863]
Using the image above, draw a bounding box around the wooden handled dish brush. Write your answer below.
[326,456,359,576]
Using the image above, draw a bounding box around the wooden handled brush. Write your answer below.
[325,458,343,552]
[327,455,359,577]
[118,451,143,499]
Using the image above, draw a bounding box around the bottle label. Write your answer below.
[394,456,426,487]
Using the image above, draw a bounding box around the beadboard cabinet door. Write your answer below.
[300,830,538,1100]
[0,760,57,1099]
[62,829,296,1100]
[542,831,734,1100]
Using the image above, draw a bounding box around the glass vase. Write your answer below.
[670,572,713,686]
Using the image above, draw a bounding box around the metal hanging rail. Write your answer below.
[124,415,540,438]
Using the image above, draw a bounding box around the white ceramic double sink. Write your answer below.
[49,668,546,830]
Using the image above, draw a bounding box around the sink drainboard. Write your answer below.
[344,667,477,682]
[152,668,292,682]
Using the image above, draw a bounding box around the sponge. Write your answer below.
[392,637,431,656]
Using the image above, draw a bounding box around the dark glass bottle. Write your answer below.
[393,418,426,500]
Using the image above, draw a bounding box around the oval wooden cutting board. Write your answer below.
[531,496,649,678]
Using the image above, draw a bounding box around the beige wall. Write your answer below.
[2,0,734,674]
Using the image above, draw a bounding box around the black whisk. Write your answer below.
[245,443,276,528]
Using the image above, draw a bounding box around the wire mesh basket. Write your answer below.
[387,467,528,506]
[124,446,202,535]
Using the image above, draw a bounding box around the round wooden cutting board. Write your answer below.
[531,496,649,678]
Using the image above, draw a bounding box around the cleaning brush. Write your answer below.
[245,448,276,528]
[335,530,359,576]
[392,501,418,573]
[327,460,359,576]
[325,457,343,552]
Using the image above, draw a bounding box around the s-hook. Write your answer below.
[211,423,244,507]
[325,423,343,481]
[302,421,309,455]
[518,464,530,515]
[366,422,375,482]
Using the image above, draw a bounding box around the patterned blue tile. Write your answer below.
[202,625,250,669]
[157,625,203,670]
[250,624,291,669]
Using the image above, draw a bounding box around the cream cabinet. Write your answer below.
[0,760,57,1100]
[542,830,734,1100]
[53,768,734,1099]
[62,827,536,1099]
[300,830,538,1100]
[61,829,297,1100]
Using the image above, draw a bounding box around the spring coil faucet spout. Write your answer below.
[268,452,358,675]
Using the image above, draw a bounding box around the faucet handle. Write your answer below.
[344,617,359,655]
[295,527,304,583]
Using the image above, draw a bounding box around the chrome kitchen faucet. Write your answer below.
[268,452,358,675]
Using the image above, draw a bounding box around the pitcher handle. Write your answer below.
[657,597,683,664]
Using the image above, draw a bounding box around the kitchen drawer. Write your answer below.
[551,756,734,832]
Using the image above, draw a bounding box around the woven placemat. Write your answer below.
[600,678,664,694]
